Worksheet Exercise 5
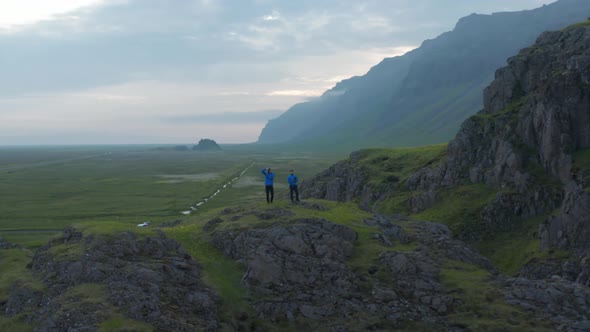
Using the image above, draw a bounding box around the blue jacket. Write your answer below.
[288,174,298,186]
[261,168,275,186]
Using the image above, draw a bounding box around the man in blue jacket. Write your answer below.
[288,169,300,203]
[261,167,275,203]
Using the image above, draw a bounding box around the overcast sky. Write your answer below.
[0,0,550,145]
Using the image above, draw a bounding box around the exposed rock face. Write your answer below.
[257,0,590,150]
[520,256,590,287]
[212,215,496,329]
[305,24,590,250]
[409,25,590,241]
[0,236,21,249]
[8,227,218,331]
[300,151,384,211]
[500,276,590,330]
[541,185,590,254]
[301,152,368,201]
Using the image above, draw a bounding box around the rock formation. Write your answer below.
[210,210,497,330]
[193,138,222,151]
[5,227,218,331]
[305,23,590,251]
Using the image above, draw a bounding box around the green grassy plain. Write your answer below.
[0,144,562,331]
[0,145,342,247]
[0,144,343,331]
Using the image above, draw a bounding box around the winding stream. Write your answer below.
[180,161,256,215]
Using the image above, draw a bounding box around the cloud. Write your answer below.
[164,110,284,124]
[265,90,324,97]
[0,0,557,144]
[263,10,281,21]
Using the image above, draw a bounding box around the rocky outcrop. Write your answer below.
[520,256,590,287]
[408,25,590,234]
[301,152,369,202]
[7,227,218,331]
[211,214,496,329]
[300,151,386,211]
[541,185,590,254]
[500,276,590,330]
[306,24,590,249]
[0,236,21,249]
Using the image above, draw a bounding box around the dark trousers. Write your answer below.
[289,185,299,202]
[265,185,274,203]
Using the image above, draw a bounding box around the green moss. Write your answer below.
[63,283,107,306]
[166,200,418,330]
[0,249,43,331]
[359,145,447,186]
[62,284,154,331]
[164,225,254,328]
[441,261,553,331]
[0,232,61,249]
[0,249,43,302]
[526,162,562,189]
[412,184,497,234]
[99,314,154,332]
[476,218,540,275]
[0,315,34,332]
[476,215,570,276]
[573,148,590,190]
[288,200,408,274]
[471,97,524,123]
[564,19,590,30]
[360,145,452,217]
[48,243,85,262]
[291,200,372,225]
[378,191,414,215]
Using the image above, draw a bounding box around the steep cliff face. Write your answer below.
[402,23,590,247]
[303,23,590,256]
[258,0,590,150]
[300,151,377,210]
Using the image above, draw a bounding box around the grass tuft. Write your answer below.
[441,260,553,331]
[412,184,497,234]
[0,249,44,302]
[99,314,154,332]
[359,145,447,186]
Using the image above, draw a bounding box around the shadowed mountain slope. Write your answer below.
[258,0,590,150]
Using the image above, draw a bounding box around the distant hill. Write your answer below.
[257,0,590,150]
[193,138,221,151]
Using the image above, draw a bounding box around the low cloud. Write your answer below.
[0,0,555,144]
[163,110,284,124]
[266,90,324,97]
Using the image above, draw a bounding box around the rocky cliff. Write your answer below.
[303,23,590,275]
[258,0,590,150]
[1,202,589,331]
[413,22,590,250]
[203,203,590,331]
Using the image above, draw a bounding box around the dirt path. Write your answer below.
[181,161,256,215]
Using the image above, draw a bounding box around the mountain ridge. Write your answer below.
[301,21,590,276]
[258,0,590,150]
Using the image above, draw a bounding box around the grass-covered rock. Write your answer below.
[4,227,218,332]
[162,200,565,331]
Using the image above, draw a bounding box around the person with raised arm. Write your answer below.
[261,167,275,203]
